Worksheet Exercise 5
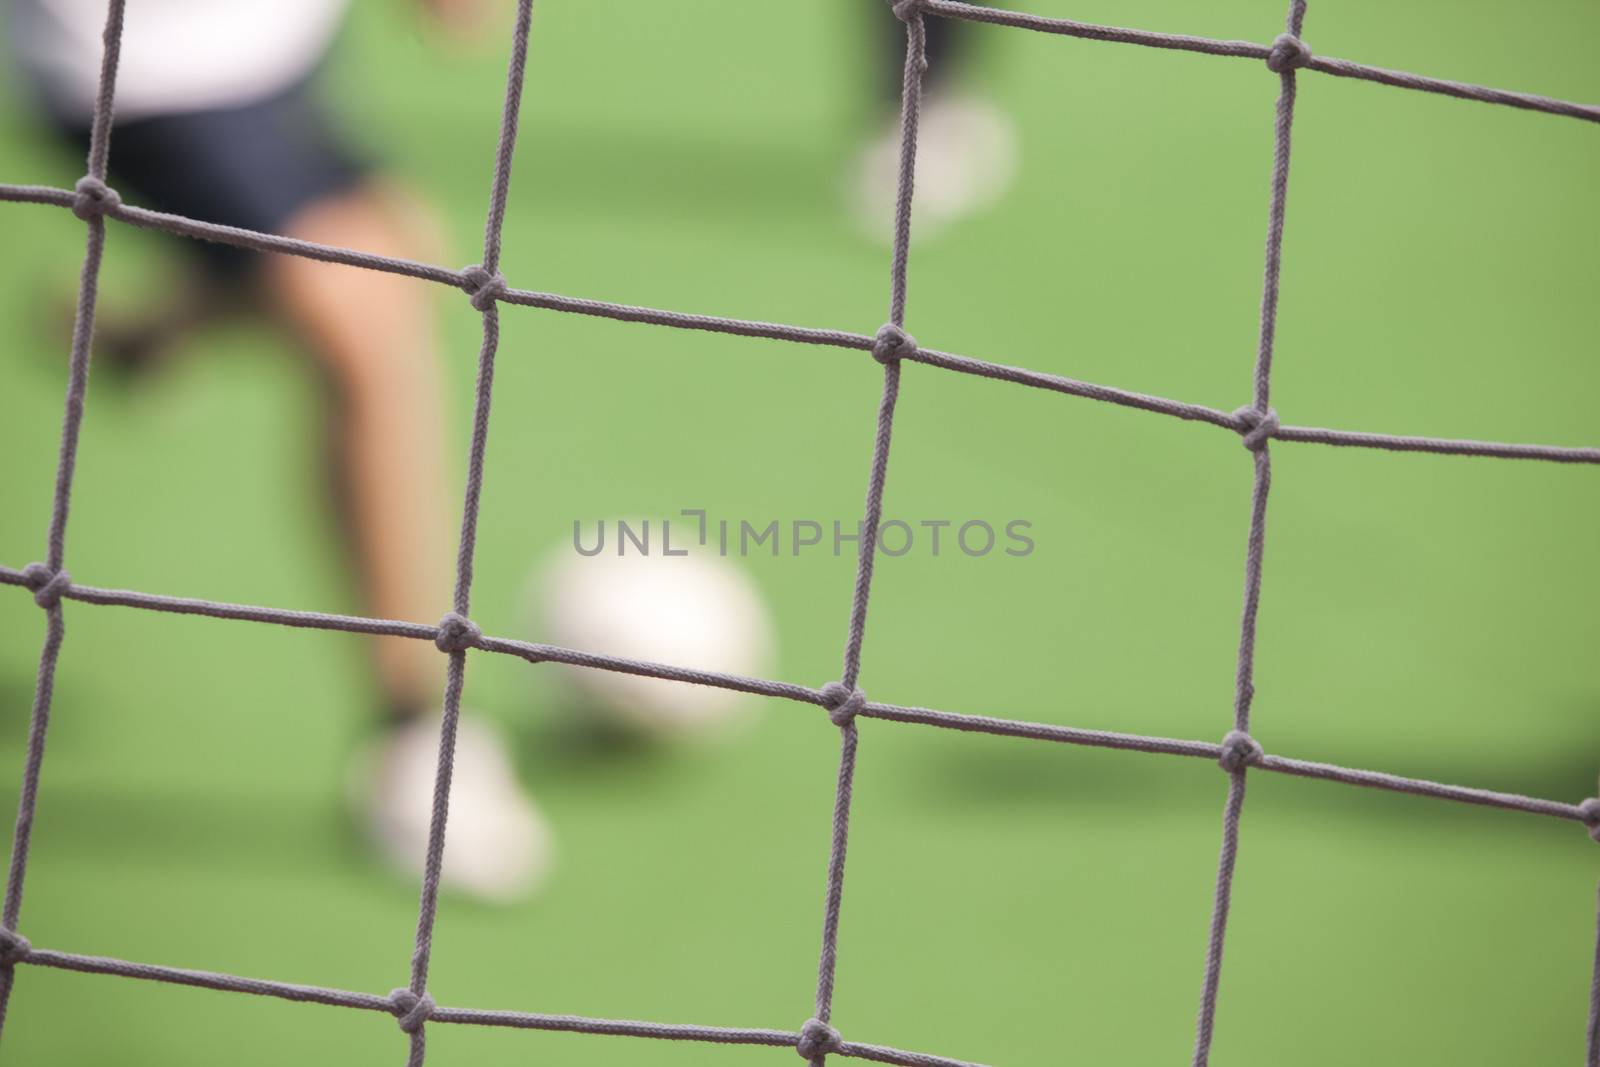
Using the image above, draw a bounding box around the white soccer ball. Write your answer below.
[531,543,777,736]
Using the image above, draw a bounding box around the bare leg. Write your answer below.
[263,182,452,715]
[265,185,552,898]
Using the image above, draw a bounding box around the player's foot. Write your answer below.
[351,710,553,902]
[46,270,232,382]
[849,90,1019,243]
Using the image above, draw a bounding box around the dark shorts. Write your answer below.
[60,77,369,274]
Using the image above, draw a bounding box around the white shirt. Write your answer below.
[9,0,348,120]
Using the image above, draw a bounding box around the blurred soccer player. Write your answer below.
[7,0,550,900]
[851,2,1018,240]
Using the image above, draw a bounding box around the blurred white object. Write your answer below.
[10,0,347,120]
[352,711,553,902]
[850,91,1019,242]
[534,546,776,736]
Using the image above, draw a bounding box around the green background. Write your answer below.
[1,0,1597,1063]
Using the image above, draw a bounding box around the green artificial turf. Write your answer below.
[0,0,1596,1063]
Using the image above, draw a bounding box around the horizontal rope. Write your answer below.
[0,564,1580,828]
[474,633,820,702]
[924,0,1600,123]
[1272,424,1600,464]
[498,285,875,351]
[1257,754,1586,821]
[13,946,985,1065]
[863,700,1226,758]
[426,1006,798,1045]
[2,184,1594,465]
[115,201,465,286]
[904,345,1238,427]
[0,185,76,209]
[0,565,820,704]
[23,947,394,1012]
[923,0,1270,59]
[1307,55,1600,123]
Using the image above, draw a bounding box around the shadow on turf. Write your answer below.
[512,699,711,792]
[17,780,354,880]
[904,703,1600,828]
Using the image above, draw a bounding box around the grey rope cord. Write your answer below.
[95,198,465,286]
[0,0,1596,1062]
[805,6,927,1060]
[3,943,985,1066]
[2,201,1593,466]
[0,0,124,1042]
[922,0,1600,123]
[922,0,1271,59]
[0,562,1585,825]
[398,2,532,1064]
[1590,881,1600,1067]
[0,184,78,208]
[6,177,1600,465]
[1304,54,1600,124]
[1266,424,1600,464]
[0,561,1586,825]
[1192,3,1305,1063]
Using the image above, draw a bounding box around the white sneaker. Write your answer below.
[352,711,554,902]
[849,90,1019,243]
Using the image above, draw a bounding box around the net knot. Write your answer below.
[887,0,922,21]
[387,988,435,1034]
[819,682,866,727]
[1579,798,1600,844]
[0,928,32,965]
[796,1018,843,1059]
[1231,406,1279,452]
[1218,730,1263,773]
[435,611,482,654]
[1265,33,1312,73]
[21,562,71,609]
[871,323,917,365]
[71,175,121,220]
[460,264,506,312]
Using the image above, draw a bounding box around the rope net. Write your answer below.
[0,1,1596,1064]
